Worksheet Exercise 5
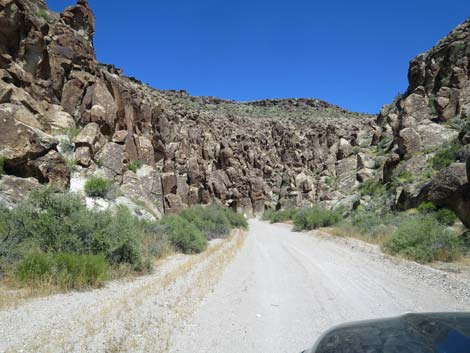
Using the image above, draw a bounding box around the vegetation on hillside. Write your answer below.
[84,177,112,198]
[0,156,5,175]
[156,91,373,122]
[263,207,342,231]
[128,160,143,173]
[0,188,247,291]
[263,203,466,264]
[334,205,464,263]
[429,141,463,170]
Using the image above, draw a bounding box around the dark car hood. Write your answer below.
[306,313,470,353]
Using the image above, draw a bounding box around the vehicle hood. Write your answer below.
[306,312,470,353]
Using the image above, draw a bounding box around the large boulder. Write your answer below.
[60,0,96,41]
[397,128,421,158]
[416,123,458,152]
[27,150,70,190]
[41,105,76,132]
[161,173,177,195]
[120,167,163,218]
[95,142,125,178]
[80,79,117,134]
[0,175,40,209]
[74,122,105,155]
[427,163,470,227]
[0,104,57,169]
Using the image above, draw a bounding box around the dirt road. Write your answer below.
[1,220,469,353]
[170,219,470,353]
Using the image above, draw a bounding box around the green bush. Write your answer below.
[16,252,108,289]
[15,252,52,283]
[418,202,457,225]
[141,223,174,260]
[383,215,462,263]
[0,156,5,175]
[359,180,387,197]
[429,142,462,170]
[1,188,247,290]
[84,177,111,198]
[350,211,386,233]
[159,205,245,253]
[222,207,248,229]
[160,215,207,254]
[179,205,247,239]
[128,160,143,173]
[293,207,342,231]
[434,208,457,226]
[417,202,437,214]
[0,189,145,272]
[36,9,49,21]
[262,208,298,223]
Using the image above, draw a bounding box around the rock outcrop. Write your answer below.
[374,19,470,222]
[0,0,469,226]
[0,0,379,216]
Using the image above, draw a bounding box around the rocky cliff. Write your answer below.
[0,0,469,226]
[376,19,470,226]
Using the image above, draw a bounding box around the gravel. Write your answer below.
[170,219,470,353]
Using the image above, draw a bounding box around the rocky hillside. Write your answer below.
[0,0,469,227]
[375,19,470,226]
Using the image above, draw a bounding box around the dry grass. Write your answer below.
[10,230,246,353]
[322,226,389,246]
[0,276,63,310]
[0,247,177,310]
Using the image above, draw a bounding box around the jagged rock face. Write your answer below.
[1,0,469,223]
[0,0,380,215]
[376,19,470,221]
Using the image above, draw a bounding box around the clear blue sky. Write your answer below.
[47,0,469,114]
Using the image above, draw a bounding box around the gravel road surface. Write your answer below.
[170,219,470,353]
[1,220,469,353]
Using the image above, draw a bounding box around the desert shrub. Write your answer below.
[0,189,145,272]
[418,202,457,225]
[179,205,247,239]
[141,222,174,260]
[16,252,108,289]
[128,160,143,173]
[434,208,457,226]
[417,202,437,214]
[84,177,111,198]
[179,206,228,238]
[160,205,246,254]
[383,215,462,263]
[220,206,248,229]
[15,252,52,284]
[359,180,387,197]
[36,9,49,21]
[350,211,386,233]
[262,209,275,221]
[160,215,207,254]
[0,156,5,175]
[2,189,247,289]
[262,208,298,223]
[324,176,337,187]
[429,142,462,170]
[293,208,342,231]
